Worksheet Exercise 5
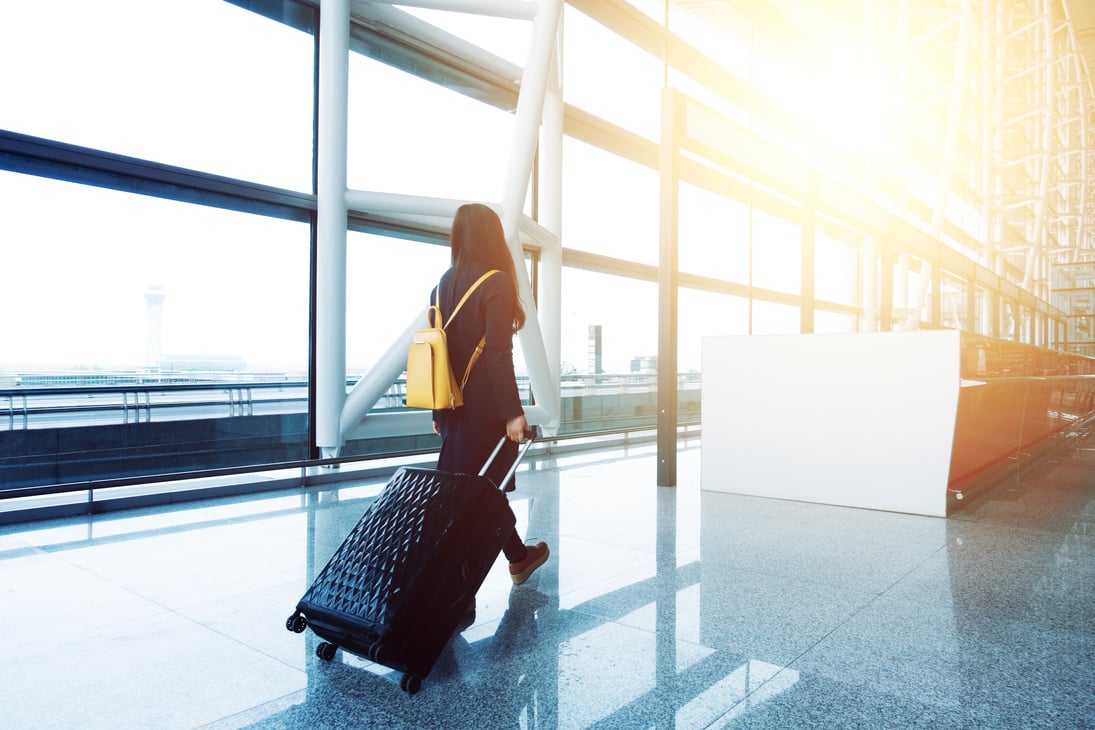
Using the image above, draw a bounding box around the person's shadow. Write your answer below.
[433,588,557,727]
[245,589,558,729]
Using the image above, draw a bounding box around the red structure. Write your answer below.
[949,335,1095,499]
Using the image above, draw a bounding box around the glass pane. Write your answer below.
[562,270,657,374]
[0,171,311,490]
[679,289,749,372]
[347,56,515,202]
[0,172,310,374]
[563,6,662,141]
[645,0,752,76]
[1003,301,1018,341]
[752,299,800,335]
[752,210,801,295]
[815,227,859,306]
[0,0,315,191]
[815,310,858,334]
[974,286,990,336]
[350,54,516,204]
[941,276,967,331]
[562,138,659,264]
[346,233,452,374]
[679,184,750,284]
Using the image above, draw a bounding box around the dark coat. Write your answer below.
[431,265,523,489]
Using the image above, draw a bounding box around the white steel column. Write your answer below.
[316,0,350,456]
[337,0,563,440]
[536,20,564,436]
[500,0,564,430]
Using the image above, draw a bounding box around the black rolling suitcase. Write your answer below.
[285,435,534,694]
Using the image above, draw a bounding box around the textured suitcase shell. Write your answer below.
[288,465,515,693]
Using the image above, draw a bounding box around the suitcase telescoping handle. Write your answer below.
[479,428,536,491]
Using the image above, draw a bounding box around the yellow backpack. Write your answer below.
[405,270,499,410]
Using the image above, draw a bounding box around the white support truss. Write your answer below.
[317,0,565,454]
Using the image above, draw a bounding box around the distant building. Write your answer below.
[630,355,657,373]
[159,353,247,372]
[588,325,602,374]
[144,285,166,368]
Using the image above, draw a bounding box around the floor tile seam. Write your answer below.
[697,662,802,729]
[554,562,663,614]
[4,558,202,650]
[549,602,728,669]
[192,687,309,729]
[947,514,1093,541]
[172,603,312,675]
[754,566,894,600]
[699,518,950,554]
[869,542,952,607]
[38,551,183,619]
[701,545,956,728]
[687,553,924,598]
[551,531,660,559]
[55,555,309,675]
[701,582,897,729]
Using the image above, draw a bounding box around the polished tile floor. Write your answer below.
[1,434,1093,729]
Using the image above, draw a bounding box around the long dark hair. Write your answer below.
[449,203,526,332]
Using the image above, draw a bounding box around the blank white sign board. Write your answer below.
[700,331,960,517]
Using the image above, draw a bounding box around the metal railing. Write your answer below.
[0,373,697,432]
[0,371,701,522]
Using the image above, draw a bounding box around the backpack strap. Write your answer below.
[460,334,489,390]
[434,269,500,391]
[436,269,499,328]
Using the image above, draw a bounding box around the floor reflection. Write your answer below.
[0,436,1091,729]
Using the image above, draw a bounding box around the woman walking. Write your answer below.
[432,203,550,598]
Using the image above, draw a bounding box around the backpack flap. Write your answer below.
[406,306,464,410]
[405,271,498,411]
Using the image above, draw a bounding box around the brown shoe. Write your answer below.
[509,542,549,585]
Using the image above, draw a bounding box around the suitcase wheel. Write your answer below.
[400,672,422,695]
[368,640,394,666]
[316,642,338,661]
[285,613,307,633]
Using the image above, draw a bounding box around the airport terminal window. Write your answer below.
[679,183,750,285]
[0,0,315,193]
[1003,300,1019,341]
[346,55,513,203]
[1020,306,1035,346]
[561,269,657,375]
[562,5,662,142]
[815,309,858,334]
[940,274,968,331]
[752,299,800,335]
[892,255,932,328]
[561,137,659,265]
[346,232,451,374]
[0,171,311,375]
[637,0,753,82]
[973,286,991,337]
[678,289,749,370]
[751,210,802,296]
[814,226,859,307]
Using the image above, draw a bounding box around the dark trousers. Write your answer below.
[502,530,527,562]
[437,410,527,564]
